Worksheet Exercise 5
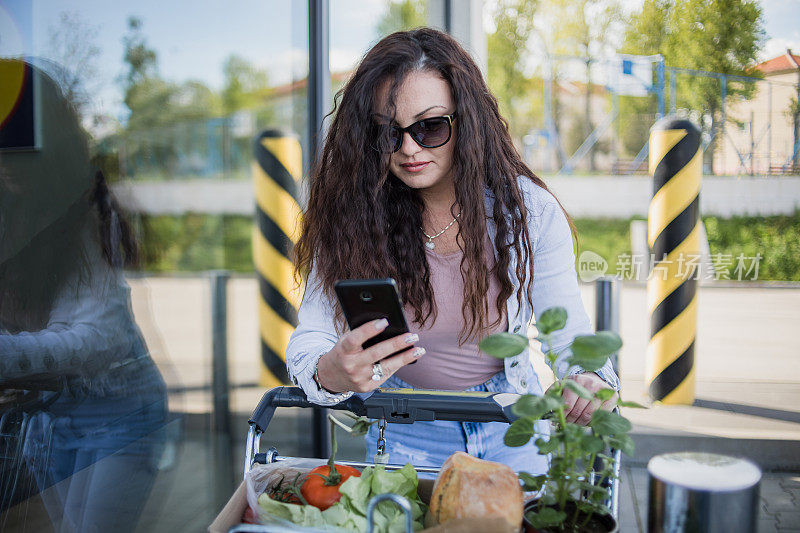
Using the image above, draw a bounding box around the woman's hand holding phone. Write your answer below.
[315,319,425,393]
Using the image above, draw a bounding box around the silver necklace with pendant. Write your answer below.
[422,212,461,250]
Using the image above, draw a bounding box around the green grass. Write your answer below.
[573,213,800,282]
[137,214,254,273]
[134,213,800,281]
[702,214,800,281]
[573,217,637,276]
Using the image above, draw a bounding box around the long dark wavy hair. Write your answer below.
[0,174,138,333]
[294,27,575,343]
[0,60,138,333]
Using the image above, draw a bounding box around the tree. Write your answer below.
[623,0,766,174]
[221,54,276,174]
[535,0,625,171]
[617,0,667,158]
[121,17,218,131]
[486,0,541,142]
[122,17,157,91]
[221,55,272,114]
[376,0,427,36]
[46,11,101,123]
[125,79,218,132]
[787,93,800,169]
[120,18,219,177]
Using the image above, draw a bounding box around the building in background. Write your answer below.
[722,50,800,175]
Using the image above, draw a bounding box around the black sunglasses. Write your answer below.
[374,113,456,153]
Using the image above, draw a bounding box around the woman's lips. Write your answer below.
[400,161,430,172]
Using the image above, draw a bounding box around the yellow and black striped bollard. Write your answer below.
[646,118,701,404]
[252,130,303,388]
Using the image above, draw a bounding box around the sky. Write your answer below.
[0,0,392,123]
[0,0,798,125]
[758,0,800,60]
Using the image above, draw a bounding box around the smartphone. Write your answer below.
[334,278,414,360]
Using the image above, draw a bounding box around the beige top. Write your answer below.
[394,236,507,390]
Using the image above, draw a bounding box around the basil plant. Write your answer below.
[479,307,644,533]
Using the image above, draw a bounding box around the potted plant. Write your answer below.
[479,307,644,533]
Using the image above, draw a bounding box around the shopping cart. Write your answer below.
[232,386,621,533]
[0,388,61,514]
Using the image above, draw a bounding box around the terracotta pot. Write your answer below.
[522,499,618,533]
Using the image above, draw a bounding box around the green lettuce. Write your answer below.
[257,493,327,528]
[258,464,427,533]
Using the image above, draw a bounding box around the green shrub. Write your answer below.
[573,213,800,282]
[137,214,253,273]
[573,217,636,275]
[133,213,800,281]
[703,213,800,281]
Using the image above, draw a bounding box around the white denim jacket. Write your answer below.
[286,177,620,405]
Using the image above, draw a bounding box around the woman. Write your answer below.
[0,59,167,530]
[286,28,618,474]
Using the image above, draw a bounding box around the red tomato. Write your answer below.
[269,492,301,504]
[300,464,361,510]
[242,507,259,524]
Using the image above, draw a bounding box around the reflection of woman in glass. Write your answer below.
[286,29,619,474]
[0,60,166,531]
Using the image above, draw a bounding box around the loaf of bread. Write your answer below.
[428,451,524,530]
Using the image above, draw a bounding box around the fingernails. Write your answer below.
[413,347,426,357]
[405,333,419,344]
[374,318,389,330]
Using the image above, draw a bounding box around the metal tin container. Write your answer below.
[648,452,761,532]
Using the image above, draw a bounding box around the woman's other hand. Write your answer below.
[561,372,618,426]
[315,319,425,393]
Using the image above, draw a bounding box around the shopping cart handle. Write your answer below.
[249,386,521,433]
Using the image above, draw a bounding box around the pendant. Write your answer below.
[425,240,436,250]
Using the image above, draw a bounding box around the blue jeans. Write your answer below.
[364,371,549,479]
[20,359,168,532]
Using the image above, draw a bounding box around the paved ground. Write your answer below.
[4,277,798,531]
[128,277,800,415]
[129,277,800,462]
[622,464,800,532]
[2,411,798,532]
[130,276,800,530]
